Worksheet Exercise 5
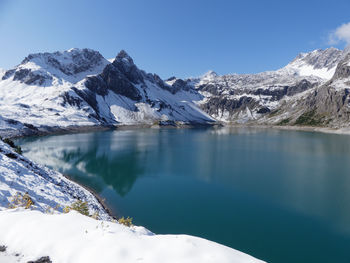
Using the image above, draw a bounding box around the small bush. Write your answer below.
[3,138,16,148]
[64,200,90,216]
[295,109,326,126]
[2,138,23,155]
[118,216,133,227]
[277,118,290,125]
[8,192,34,209]
[14,145,22,154]
[5,153,17,159]
[45,204,61,214]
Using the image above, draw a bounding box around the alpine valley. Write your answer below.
[1,46,350,136]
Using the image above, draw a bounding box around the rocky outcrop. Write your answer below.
[13,69,52,85]
[28,256,52,263]
[112,50,144,84]
[201,96,259,119]
[331,51,350,81]
[98,63,141,100]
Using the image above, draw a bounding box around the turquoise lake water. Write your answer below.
[16,127,350,263]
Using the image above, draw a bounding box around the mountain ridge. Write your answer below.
[0,46,349,136]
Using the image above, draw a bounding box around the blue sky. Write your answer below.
[0,0,349,78]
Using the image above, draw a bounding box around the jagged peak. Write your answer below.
[166,76,177,82]
[114,50,134,65]
[109,50,144,84]
[202,70,218,79]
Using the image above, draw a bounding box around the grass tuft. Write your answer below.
[8,192,34,209]
[118,216,133,227]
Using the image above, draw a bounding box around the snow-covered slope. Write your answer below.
[0,210,264,263]
[0,140,109,219]
[0,48,110,129]
[281,47,342,79]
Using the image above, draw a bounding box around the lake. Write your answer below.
[16,127,350,263]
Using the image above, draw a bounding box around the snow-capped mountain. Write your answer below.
[269,47,350,128]
[181,47,345,123]
[0,46,349,134]
[69,50,213,125]
[0,49,213,135]
[281,47,342,79]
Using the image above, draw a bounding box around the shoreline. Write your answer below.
[7,122,218,139]
[8,122,350,141]
[215,123,350,136]
[62,174,117,220]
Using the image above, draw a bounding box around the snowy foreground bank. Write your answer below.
[0,210,264,263]
[0,140,264,263]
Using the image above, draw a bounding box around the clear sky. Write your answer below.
[0,0,350,78]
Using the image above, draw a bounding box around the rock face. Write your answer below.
[331,51,350,80]
[112,50,144,84]
[86,63,142,100]
[261,48,350,128]
[0,46,350,133]
[291,49,350,127]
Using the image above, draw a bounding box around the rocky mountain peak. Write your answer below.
[114,50,134,65]
[112,50,143,84]
[289,48,342,70]
[20,48,107,75]
[282,47,343,79]
[2,48,109,85]
[202,70,218,79]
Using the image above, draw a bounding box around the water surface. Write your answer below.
[17,127,350,263]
